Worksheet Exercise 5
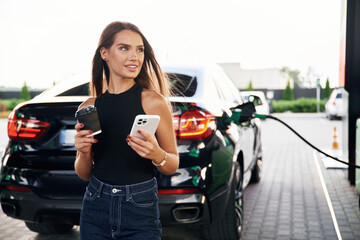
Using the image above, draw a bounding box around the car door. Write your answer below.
[212,70,255,171]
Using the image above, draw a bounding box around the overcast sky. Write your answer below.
[0,0,342,89]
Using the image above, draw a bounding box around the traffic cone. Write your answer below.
[331,126,340,150]
[322,126,345,169]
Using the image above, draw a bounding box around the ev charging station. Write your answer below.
[342,0,360,190]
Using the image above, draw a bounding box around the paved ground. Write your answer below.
[1,114,360,239]
[242,113,360,240]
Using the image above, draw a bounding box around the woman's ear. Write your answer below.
[100,47,108,61]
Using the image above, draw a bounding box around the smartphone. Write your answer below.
[129,115,160,141]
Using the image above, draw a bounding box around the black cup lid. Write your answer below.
[75,105,97,117]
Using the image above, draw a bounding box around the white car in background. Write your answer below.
[241,91,270,116]
[325,88,343,120]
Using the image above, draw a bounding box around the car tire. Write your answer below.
[203,162,243,240]
[250,158,263,183]
[25,221,74,234]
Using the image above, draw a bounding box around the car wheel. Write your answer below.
[250,157,263,183]
[25,221,74,234]
[203,162,243,240]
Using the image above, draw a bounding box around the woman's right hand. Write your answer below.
[74,123,98,155]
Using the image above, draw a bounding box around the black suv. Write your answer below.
[0,63,262,240]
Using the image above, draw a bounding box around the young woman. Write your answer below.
[74,21,179,240]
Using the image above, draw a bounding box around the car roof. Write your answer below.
[36,71,91,98]
[35,63,226,101]
[162,62,223,82]
[240,91,266,98]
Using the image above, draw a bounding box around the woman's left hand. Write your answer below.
[126,130,164,163]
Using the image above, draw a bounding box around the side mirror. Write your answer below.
[248,95,262,106]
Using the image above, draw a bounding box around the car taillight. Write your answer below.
[5,185,31,192]
[157,188,201,195]
[173,110,216,140]
[7,111,50,140]
[332,101,336,105]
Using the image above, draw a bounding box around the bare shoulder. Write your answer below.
[78,97,96,110]
[141,89,169,115]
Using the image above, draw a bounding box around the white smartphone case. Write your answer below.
[129,115,160,141]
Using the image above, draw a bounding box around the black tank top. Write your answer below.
[92,83,155,185]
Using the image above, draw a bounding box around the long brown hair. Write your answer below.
[91,21,170,98]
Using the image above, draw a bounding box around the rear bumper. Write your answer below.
[159,193,210,226]
[326,106,343,117]
[1,189,214,226]
[1,189,82,225]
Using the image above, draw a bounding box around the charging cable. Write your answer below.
[253,113,360,169]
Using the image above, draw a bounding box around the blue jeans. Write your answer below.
[80,176,161,240]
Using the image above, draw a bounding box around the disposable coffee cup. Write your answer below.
[75,105,102,137]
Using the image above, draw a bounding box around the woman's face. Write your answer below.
[103,30,145,81]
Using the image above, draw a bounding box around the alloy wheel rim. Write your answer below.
[235,164,243,192]
[234,163,243,238]
[257,159,263,179]
[235,204,243,237]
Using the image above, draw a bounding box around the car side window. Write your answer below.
[207,76,222,100]
[212,70,239,104]
[220,71,242,104]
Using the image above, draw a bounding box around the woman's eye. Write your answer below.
[120,47,127,51]
[137,48,144,53]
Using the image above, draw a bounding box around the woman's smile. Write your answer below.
[125,64,139,72]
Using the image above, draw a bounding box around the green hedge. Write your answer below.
[272,98,326,113]
[0,99,28,111]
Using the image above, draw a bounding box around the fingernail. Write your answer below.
[126,138,130,142]
[137,130,141,133]
[89,130,93,134]
[127,135,131,138]
[94,139,98,143]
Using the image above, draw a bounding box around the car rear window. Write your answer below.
[336,93,342,99]
[57,83,90,96]
[167,73,197,97]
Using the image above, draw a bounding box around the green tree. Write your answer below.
[246,80,254,91]
[20,82,31,100]
[280,66,302,88]
[283,80,294,100]
[322,78,331,100]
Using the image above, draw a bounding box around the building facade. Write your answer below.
[219,63,289,90]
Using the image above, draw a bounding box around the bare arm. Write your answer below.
[127,90,179,175]
[74,98,97,181]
